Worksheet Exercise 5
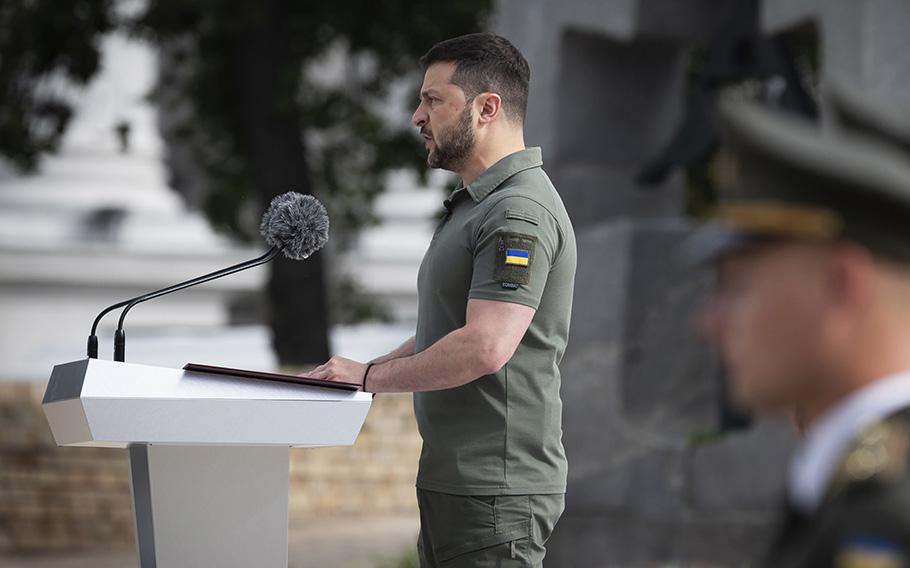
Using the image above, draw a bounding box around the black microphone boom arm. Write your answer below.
[87,245,281,361]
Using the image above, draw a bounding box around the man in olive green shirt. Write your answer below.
[305,32,576,567]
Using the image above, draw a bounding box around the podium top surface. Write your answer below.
[44,358,371,404]
[42,358,373,448]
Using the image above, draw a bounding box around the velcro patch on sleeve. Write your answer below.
[495,232,536,288]
[505,209,539,225]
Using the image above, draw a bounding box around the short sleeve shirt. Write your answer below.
[414,147,577,495]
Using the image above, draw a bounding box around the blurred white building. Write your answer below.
[0,33,433,382]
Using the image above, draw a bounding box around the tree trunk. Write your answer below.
[230,0,331,365]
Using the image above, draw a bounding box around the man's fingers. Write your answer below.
[305,358,339,376]
[298,357,362,384]
[306,368,330,379]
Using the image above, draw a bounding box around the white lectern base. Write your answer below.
[129,444,290,568]
[43,359,372,568]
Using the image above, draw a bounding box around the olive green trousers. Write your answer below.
[416,489,565,567]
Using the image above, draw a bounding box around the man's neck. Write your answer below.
[458,134,526,187]
[799,354,910,428]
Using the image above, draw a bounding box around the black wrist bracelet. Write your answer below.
[363,362,375,392]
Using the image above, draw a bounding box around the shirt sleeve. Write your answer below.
[468,196,562,310]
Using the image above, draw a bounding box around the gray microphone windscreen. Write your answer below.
[259,192,330,260]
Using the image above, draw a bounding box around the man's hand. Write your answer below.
[301,356,368,389]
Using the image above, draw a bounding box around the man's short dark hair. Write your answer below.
[419,32,530,124]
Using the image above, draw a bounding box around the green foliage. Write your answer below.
[131,0,491,243]
[687,430,726,448]
[330,274,394,325]
[0,0,114,171]
[375,548,418,568]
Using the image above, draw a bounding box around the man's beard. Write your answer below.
[427,105,475,172]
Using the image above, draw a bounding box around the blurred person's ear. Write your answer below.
[822,243,877,337]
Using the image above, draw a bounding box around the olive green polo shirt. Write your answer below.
[413,147,577,496]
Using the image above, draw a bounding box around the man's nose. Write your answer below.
[412,105,427,129]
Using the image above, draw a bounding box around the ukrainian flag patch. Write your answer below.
[835,536,905,568]
[495,232,536,287]
[505,248,530,266]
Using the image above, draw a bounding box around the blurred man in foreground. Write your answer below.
[305,32,576,567]
[696,88,910,566]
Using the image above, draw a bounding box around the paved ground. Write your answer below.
[0,514,419,568]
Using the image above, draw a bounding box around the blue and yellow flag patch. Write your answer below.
[495,232,536,288]
[835,536,905,568]
[505,248,530,266]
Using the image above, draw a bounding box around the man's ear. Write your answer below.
[476,93,502,124]
[829,243,876,315]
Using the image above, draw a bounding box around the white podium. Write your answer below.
[42,358,372,568]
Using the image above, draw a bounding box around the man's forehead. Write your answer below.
[420,61,457,92]
[717,247,768,274]
[720,241,823,273]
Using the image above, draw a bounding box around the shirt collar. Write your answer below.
[456,147,543,203]
[788,370,910,513]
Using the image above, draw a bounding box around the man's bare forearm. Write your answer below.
[304,301,534,393]
[369,336,416,364]
[366,327,502,393]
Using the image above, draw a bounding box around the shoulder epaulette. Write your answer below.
[829,416,910,496]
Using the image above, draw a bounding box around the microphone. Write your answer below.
[86,192,329,362]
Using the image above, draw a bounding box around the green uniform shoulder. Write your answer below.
[486,171,565,221]
[811,408,910,568]
[829,408,910,497]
